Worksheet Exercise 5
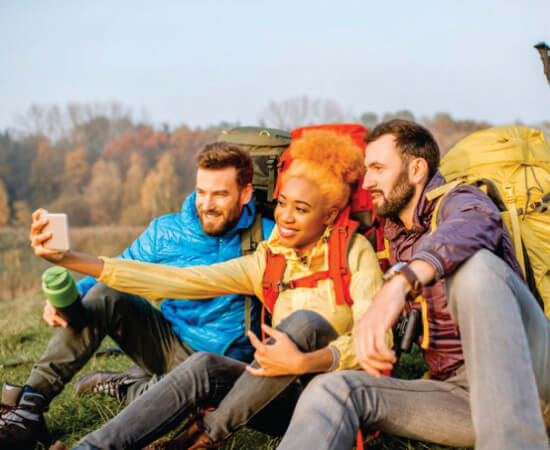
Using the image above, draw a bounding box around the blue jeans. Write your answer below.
[278,250,550,450]
[75,310,338,449]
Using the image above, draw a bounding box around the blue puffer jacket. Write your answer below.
[77,192,274,362]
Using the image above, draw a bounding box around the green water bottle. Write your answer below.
[42,266,87,331]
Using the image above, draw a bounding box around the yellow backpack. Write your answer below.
[427,125,550,320]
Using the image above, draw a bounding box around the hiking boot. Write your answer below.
[0,383,24,414]
[144,411,222,450]
[74,366,147,401]
[0,385,50,449]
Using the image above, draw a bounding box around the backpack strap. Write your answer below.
[426,180,465,234]
[261,208,358,314]
[262,249,287,314]
[500,184,526,277]
[240,212,264,335]
[328,206,358,307]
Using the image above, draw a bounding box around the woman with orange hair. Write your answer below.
[32,130,384,449]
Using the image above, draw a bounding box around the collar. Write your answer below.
[268,225,333,264]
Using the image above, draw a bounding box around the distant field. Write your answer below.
[0,226,144,301]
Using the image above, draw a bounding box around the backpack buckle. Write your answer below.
[278,280,296,291]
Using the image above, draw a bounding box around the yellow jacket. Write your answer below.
[98,226,383,370]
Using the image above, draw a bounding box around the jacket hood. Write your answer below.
[181,191,256,237]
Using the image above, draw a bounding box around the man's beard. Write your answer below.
[198,204,242,236]
[371,169,415,219]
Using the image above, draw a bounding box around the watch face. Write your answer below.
[382,261,407,282]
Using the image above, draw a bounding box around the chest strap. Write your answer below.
[262,207,358,314]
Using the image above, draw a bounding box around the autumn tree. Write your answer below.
[423,113,491,155]
[0,179,10,226]
[85,160,122,224]
[29,138,62,207]
[140,153,182,220]
[119,154,149,225]
[63,146,90,191]
[10,200,31,228]
[169,126,215,195]
[104,127,170,173]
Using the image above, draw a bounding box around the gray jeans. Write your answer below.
[278,250,550,450]
[75,310,338,449]
[26,284,193,403]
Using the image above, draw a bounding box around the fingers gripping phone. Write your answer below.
[43,213,70,251]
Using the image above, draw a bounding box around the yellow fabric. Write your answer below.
[438,125,550,320]
[98,225,385,371]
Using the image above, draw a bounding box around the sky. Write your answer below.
[1,0,549,131]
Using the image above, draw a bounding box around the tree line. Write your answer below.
[1,99,547,228]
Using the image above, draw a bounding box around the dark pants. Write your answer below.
[26,284,194,403]
[76,310,338,449]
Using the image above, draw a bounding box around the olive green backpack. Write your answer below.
[218,126,291,332]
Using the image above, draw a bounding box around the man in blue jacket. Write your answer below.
[0,142,274,448]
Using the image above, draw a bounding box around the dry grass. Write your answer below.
[0,226,143,301]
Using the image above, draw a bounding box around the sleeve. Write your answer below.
[97,242,268,303]
[328,234,385,371]
[76,219,158,296]
[412,187,503,279]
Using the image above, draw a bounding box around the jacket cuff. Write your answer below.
[97,256,112,284]
[412,250,445,280]
[326,346,341,372]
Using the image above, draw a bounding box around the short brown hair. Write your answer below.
[365,119,440,178]
[196,142,253,188]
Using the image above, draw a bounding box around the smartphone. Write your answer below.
[43,213,70,251]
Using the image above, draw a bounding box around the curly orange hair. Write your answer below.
[281,129,365,212]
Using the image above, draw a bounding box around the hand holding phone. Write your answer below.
[42,213,70,252]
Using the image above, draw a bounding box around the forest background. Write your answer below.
[0,100,550,299]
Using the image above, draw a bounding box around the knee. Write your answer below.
[81,283,126,308]
[303,372,352,400]
[276,310,338,351]
[448,250,509,298]
[184,352,219,369]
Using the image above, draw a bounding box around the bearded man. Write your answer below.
[0,142,274,449]
[277,120,550,450]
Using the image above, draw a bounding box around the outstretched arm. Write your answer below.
[31,208,264,302]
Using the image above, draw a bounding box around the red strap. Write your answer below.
[328,206,358,307]
[262,249,286,314]
[356,430,364,450]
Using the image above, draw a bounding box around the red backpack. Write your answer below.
[263,123,388,316]
[264,123,387,449]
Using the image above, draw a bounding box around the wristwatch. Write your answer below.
[383,262,423,300]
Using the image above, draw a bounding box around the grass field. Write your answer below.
[0,226,494,449]
[0,291,473,450]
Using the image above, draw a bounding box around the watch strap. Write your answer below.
[397,264,422,299]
